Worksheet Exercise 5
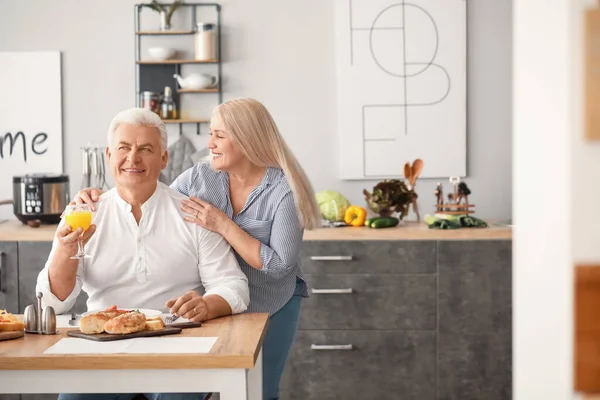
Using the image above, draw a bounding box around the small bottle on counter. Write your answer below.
[160,86,177,120]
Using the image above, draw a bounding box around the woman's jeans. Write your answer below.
[261,278,303,400]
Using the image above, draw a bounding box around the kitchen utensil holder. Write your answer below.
[435,203,475,215]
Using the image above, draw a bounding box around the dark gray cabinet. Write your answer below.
[301,240,437,274]
[437,240,512,400]
[17,242,87,314]
[280,330,437,400]
[18,242,52,313]
[299,274,436,330]
[0,242,18,313]
[282,239,512,400]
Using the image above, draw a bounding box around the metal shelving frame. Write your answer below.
[134,2,222,135]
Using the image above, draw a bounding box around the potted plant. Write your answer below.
[363,179,416,220]
[141,0,183,31]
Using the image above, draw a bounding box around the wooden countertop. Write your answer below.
[0,220,58,241]
[303,221,512,241]
[0,313,269,370]
[0,219,512,242]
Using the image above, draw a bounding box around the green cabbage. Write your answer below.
[315,190,351,222]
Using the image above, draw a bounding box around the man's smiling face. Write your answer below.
[106,123,168,188]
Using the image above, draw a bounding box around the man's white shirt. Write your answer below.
[36,182,249,315]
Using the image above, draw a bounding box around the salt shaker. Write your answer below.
[41,306,57,335]
[23,304,38,333]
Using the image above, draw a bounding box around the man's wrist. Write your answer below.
[56,246,76,261]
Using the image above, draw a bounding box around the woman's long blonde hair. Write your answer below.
[215,98,321,230]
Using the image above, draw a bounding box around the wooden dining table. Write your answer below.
[0,313,269,400]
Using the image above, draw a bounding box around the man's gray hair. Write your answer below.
[107,108,168,151]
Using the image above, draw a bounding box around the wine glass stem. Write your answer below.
[77,237,84,256]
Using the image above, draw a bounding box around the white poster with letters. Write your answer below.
[336,0,466,179]
[0,51,63,220]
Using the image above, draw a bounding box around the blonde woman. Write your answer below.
[74,98,321,400]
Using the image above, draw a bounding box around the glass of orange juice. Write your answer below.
[64,204,93,259]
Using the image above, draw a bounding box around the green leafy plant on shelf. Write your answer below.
[141,0,183,31]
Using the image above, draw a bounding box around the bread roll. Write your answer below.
[145,319,165,331]
[0,321,25,332]
[79,312,112,334]
[104,312,146,335]
[0,310,24,331]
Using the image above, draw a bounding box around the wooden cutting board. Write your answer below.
[0,330,24,341]
[67,326,183,342]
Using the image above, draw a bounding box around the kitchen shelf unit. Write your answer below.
[134,2,222,135]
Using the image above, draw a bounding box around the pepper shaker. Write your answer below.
[23,304,38,333]
[41,306,57,334]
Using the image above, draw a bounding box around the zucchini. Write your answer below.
[370,217,399,229]
[364,217,382,227]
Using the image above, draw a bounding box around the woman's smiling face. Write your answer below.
[207,112,246,171]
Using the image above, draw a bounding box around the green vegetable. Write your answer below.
[315,190,351,222]
[370,217,399,229]
[424,214,438,226]
[363,179,416,220]
[425,213,488,229]
[365,217,382,227]
[430,219,461,229]
[459,216,488,228]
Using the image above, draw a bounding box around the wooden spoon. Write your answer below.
[403,162,412,182]
[410,159,424,186]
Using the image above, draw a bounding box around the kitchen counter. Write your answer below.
[0,220,58,241]
[0,219,512,242]
[304,221,511,240]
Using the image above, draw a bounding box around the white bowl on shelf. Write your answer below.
[148,47,176,61]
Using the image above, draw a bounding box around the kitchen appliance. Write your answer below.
[13,174,70,224]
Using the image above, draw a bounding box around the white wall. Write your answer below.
[0,0,512,220]
[573,0,600,262]
[513,0,575,398]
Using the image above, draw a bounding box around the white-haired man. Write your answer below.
[36,108,248,400]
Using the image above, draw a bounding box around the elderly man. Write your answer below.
[36,108,248,400]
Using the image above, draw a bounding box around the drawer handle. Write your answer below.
[311,288,353,294]
[311,344,354,351]
[0,252,4,293]
[310,255,353,261]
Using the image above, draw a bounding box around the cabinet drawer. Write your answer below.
[280,330,436,400]
[0,242,18,313]
[301,240,436,274]
[299,274,436,330]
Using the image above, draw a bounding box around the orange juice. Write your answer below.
[65,211,92,231]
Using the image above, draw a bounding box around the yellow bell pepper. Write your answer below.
[344,205,367,227]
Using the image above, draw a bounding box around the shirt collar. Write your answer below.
[220,166,282,189]
[261,167,282,187]
[112,183,161,212]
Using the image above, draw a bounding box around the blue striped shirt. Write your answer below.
[171,162,308,315]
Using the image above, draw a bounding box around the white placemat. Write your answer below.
[44,337,217,354]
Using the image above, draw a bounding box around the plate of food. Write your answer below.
[82,305,162,318]
[0,310,25,341]
[71,305,175,341]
